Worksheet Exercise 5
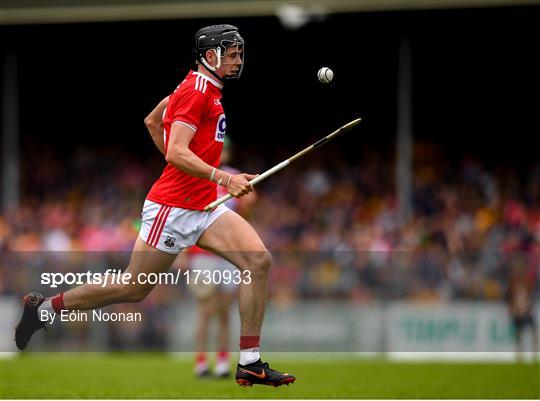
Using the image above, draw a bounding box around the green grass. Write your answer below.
[1,353,538,399]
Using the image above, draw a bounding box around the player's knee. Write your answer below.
[121,284,151,303]
[248,251,272,276]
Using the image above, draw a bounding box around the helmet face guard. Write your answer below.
[194,25,245,81]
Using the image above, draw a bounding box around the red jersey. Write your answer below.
[147,70,226,210]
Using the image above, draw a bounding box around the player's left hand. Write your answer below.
[226,173,257,198]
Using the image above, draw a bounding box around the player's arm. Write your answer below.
[144,96,169,155]
[166,123,256,197]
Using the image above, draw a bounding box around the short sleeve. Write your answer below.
[171,89,207,131]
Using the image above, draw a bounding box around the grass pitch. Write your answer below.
[1,353,538,399]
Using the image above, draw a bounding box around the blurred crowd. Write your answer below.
[1,142,539,306]
[254,143,539,304]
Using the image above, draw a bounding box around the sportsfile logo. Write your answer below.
[40,269,184,288]
[40,268,252,288]
[215,114,226,142]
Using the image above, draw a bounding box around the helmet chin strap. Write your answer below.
[200,48,224,83]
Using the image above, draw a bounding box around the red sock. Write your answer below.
[196,352,207,364]
[217,350,229,362]
[239,336,260,350]
[50,293,66,313]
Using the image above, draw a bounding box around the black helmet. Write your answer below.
[194,24,245,80]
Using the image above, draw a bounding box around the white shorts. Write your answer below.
[139,200,230,254]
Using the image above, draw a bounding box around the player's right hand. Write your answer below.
[226,173,257,197]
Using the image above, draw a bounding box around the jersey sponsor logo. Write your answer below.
[215,114,226,142]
